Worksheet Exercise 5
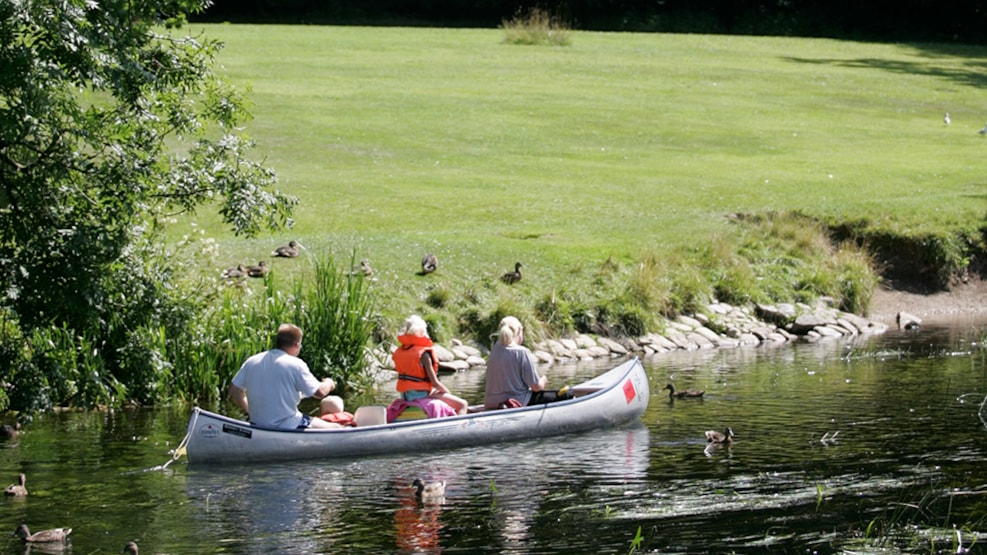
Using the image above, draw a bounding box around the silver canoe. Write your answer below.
[182,357,649,465]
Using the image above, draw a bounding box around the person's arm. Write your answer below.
[311,377,336,399]
[520,350,547,391]
[228,383,249,414]
[421,351,449,394]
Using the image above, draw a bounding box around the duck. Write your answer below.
[705,427,735,444]
[500,262,523,284]
[272,240,302,258]
[421,253,438,274]
[246,261,268,278]
[221,264,246,280]
[359,259,374,278]
[0,422,20,440]
[4,473,27,496]
[412,478,446,503]
[122,540,166,555]
[663,383,705,399]
[13,524,72,543]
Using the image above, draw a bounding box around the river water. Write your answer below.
[2,320,987,554]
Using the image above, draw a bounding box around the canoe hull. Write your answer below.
[185,357,649,464]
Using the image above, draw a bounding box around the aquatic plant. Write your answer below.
[628,526,644,554]
[852,487,984,553]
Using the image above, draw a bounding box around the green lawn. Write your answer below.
[181,24,987,332]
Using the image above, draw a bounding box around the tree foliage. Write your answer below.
[0,0,296,411]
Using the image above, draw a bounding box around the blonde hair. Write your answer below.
[497,316,524,346]
[399,314,429,337]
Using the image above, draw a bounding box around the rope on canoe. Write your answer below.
[144,409,198,472]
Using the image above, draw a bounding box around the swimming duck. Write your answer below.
[13,524,72,543]
[0,422,19,440]
[500,262,523,284]
[246,261,268,278]
[272,241,301,258]
[705,427,735,444]
[412,478,446,503]
[122,540,165,555]
[421,253,438,274]
[663,383,705,399]
[221,264,246,279]
[4,473,27,497]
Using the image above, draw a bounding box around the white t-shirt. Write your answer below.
[231,348,321,429]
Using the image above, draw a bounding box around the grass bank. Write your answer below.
[178,25,987,343]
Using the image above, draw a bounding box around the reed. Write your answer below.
[628,525,644,554]
[852,487,982,553]
[295,252,379,395]
[163,253,377,405]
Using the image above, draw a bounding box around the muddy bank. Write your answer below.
[867,277,987,326]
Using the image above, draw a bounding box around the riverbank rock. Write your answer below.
[373,299,889,372]
[896,311,921,330]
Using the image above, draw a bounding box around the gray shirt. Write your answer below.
[484,343,541,408]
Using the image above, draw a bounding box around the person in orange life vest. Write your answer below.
[319,395,355,426]
[392,315,468,415]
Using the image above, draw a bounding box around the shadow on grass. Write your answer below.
[783,44,987,89]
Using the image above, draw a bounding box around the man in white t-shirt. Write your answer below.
[228,323,340,430]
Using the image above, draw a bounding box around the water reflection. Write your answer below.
[183,424,650,554]
[394,480,443,553]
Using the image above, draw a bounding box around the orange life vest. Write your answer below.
[393,334,438,393]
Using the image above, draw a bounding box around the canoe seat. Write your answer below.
[354,406,387,427]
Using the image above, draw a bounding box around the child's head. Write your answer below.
[320,395,345,415]
[399,314,429,338]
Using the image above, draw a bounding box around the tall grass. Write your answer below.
[293,253,378,395]
[165,253,377,406]
[501,7,571,46]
